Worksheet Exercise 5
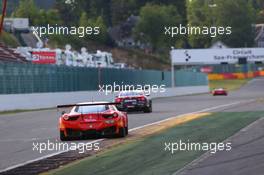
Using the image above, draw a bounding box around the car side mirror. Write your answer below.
[146,94,150,97]
[61,111,66,115]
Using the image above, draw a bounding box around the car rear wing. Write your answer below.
[57,102,121,108]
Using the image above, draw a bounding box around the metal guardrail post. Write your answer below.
[170,49,175,88]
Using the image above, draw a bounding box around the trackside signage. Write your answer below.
[32,51,56,64]
[171,48,264,65]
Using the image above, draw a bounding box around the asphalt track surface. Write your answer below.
[177,117,264,175]
[0,78,264,174]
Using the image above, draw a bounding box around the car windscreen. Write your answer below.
[119,91,143,97]
[74,105,109,114]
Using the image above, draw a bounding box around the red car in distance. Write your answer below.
[115,91,152,113]
[57,102,128,141]
[212,88,228,96]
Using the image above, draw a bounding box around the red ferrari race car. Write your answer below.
[212,88,228,96]
[57,102,128,141]
[114,90,152,113]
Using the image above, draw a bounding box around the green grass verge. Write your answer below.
[209,79,251,91]
[49,112,263,175]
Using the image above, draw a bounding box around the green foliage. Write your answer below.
[111,0,138,26]
[54,0,187,27]
[8,0,262,49]
[45,9,62,25]
[187,0,213,48]
[134,4,183,51]
[187,0,256,48]
[89,0,112,26]
[88,16,109,43]
[78,12,109,44]
[256,10,264,23]
[12,0,39,24]
[0,31,19,47]
[251,0,264,9]
[251,0,264,22]
[92,16,108,44]
[79,12,89,27]
[11,0,188,49]
[12,0,61,25]
[214,0,255,47]
[54,0,81,26]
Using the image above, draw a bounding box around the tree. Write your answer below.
[79,12,89,27]
[250,0,264,9]
[45,9,62,25]
[79,12,109,44]
[88,16,108,44]
[187,0,256,48]
[187,0,215,48]
[12,0,39,25]
[89,0,112,26]
[134,4,183,51]
[111,0,137,26]
[55,0,80,26]
[111,0,187,26]
[256,10,264,23]
[12,0,61,26]
[250,0,264,23]
[147,0,187,24]
[34,9,47,25]
[214,0,255,47]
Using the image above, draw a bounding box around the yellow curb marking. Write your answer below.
[134,113,212,137]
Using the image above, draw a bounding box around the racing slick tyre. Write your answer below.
[118,127,127,137]
[60,131,69,141]
[125,126,129,135]
[144,102,152,113]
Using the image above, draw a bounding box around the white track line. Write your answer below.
[0,99,254,173]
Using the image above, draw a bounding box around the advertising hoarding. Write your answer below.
[32,51,56,64]
[171,48,264,65]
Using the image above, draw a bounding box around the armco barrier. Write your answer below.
[0,86,209,111]
[0,63,208,94]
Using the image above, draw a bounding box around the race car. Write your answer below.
[212,88,228,96]
[57,102,128,141]
[114,91,152,113]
